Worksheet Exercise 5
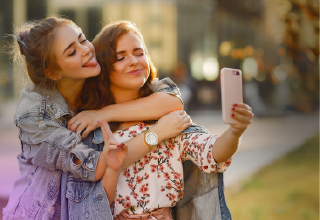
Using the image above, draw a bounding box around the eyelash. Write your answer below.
[68,38,88,56]
[116,53,144,62]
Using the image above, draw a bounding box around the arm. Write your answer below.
[179,103,253,172]
[99,110,191,201]
[102,168,121,205]
[211,103,254,162]
[95,110,192,181]
[17,116,99,181]
[68,77,184,139]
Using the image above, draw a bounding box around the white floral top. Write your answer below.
[113,123,231,217]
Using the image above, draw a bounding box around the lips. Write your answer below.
[127,69,143,75]
[82,56,98,68]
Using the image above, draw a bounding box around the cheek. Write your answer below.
[109,72,121,85]
[140,57,149,73]
[59,57,81,72]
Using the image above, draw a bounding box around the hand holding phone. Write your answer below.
[220,68,243,124]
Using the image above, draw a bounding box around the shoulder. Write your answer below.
[151,77,180,93]
[14,83,44,122]
[14,83,70,124]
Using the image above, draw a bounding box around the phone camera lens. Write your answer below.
[236,72,240,75]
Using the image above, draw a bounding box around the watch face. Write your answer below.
[146,132,158,145]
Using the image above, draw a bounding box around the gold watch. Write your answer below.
[143,130,158,152]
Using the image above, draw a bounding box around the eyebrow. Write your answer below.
[116,48,143,55]
[63,33,82,54]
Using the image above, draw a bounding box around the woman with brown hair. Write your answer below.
[66,20,253,220]
[3,16,191,220]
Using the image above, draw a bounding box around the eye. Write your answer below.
[116,57,125,62]
[68,50,76,56]
[81,38,87,43]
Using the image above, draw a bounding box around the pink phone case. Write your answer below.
[220,68,243,124]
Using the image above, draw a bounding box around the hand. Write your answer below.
[68,110,101,139]
[151,110,192,142]
[98,120,128,172]
[229,103,254,137]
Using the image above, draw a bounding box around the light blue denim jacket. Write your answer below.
[2,78,182,220]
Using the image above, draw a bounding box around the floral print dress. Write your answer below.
[113,123,231,217]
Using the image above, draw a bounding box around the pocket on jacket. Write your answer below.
[66,179,94,203]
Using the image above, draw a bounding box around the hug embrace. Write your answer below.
[3,16,253,220]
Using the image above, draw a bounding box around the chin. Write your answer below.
[87,66,101,77]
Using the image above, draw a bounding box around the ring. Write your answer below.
[75,121,80,127]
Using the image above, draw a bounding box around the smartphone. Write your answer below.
[220,67,243,124]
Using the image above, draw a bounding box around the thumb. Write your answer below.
[97,120,115,142]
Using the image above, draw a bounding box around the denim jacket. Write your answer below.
[3,77,181,220]
[65,126,232,220]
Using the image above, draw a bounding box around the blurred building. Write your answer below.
[0,0,318,114]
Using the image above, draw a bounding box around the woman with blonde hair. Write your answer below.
[3,16,191,220]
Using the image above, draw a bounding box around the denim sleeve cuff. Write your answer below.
[70,144,100,181]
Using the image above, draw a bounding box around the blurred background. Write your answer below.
[0,0,319,219]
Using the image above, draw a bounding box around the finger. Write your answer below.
[81,125,95,139]
[232,103,252,111]
[104,144,119,152]
[182,122,192,130]
[76,123,87,134]
[116,142,128,153]
[69,123,79,132]
[98,120,115,142]
[107,139,120,146]
[68,117,79,130]
[231,112,252,124]
[121,143,128,152]
[175,110,185,115]
[182,117,191,124]
[231,107,253,117]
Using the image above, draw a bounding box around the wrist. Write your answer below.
[107,166,122,176]
[149,125,164,143]
[228,126,243,138]
[98,106,112,122]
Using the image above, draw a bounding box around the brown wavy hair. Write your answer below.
[79,20,158,131]
[11,16,81,92]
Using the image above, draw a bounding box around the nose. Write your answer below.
[81,44,91,56]
[129,54,138,66]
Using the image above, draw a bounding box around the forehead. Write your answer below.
[116,32,144,51]
[54,25,81,53]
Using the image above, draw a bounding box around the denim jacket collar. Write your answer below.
[45,86,73,119]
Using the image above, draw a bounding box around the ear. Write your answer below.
[45,69,61,81]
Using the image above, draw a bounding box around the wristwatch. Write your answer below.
[143,130,158,152]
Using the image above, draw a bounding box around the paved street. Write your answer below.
[0,102,319,209]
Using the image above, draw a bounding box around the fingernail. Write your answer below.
[97,120,101,124]
[234,104,237,106]
[232,108,235,110]
[231,114,235,117]
[117,143,124,148]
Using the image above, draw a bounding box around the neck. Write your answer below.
[111,87,140,104]
[57,79,85,112]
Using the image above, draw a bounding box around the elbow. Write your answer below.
[153,92,184,112]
